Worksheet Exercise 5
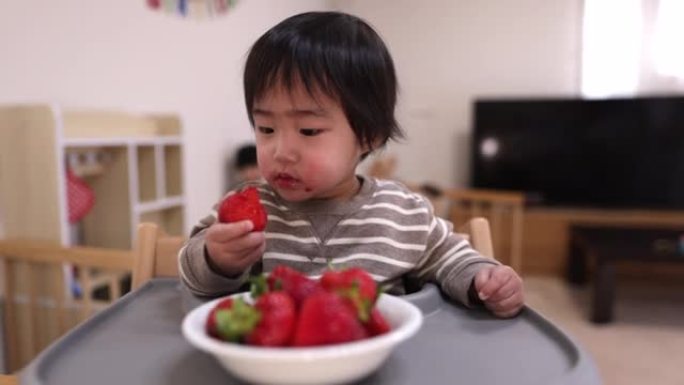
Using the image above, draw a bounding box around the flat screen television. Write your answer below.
[470,96,684,210]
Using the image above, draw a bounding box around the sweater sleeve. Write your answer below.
[177,201,251,297]
[415,214,500,307]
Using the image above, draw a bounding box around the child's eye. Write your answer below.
[300,128,322,136]
[257,126,274,134]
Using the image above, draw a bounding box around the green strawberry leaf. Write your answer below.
[215,298,261,342]
[249,275,269,298]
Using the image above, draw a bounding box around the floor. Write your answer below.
[524,275,684,385]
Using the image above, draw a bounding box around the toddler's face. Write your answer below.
[252,81,367,202]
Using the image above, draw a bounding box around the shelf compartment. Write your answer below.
[80,147,131,249]
[140,206,184,237]
[137,146,157,203]
[164,145,183,197]
[136,196,184,214]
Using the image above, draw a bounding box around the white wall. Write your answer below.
[339,0,583,187]
[0,0,583,232]
[0,0,330,233]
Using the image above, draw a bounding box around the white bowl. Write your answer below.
[182,292,423,385]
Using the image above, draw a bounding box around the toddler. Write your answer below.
[180,11,523,318]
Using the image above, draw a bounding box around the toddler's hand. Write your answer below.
[205,220,265,277]
[473,265,524,318]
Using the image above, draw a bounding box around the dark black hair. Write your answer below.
[243,11,403,154]
[234,144,257,169]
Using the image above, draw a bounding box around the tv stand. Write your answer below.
[568,226,684,323]
[522,207,684,276]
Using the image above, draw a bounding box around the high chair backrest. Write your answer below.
[131,223,183,290]
[457,217,495,259]
[0,240,134,373]
[443,188,523,271]
[0,374,18,385]
[130,217,495,289]
[364,155,521,268]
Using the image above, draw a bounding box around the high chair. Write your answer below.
[456,217,495,259]
[0,374,17,385]
[365,155,523,271]
[130,218,496,288]
[131,223,184,290]
[442,188,524,270]
[398,184,522,269]
[0,240,134,373]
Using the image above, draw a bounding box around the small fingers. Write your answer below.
[477,266,513,301]
[474,267,492,294]
[224,242,265,272]
[239,242,266,264]
[486,291,525,318]
[221,231,265,253]
[207,221,254,243]
[487,273,523,303]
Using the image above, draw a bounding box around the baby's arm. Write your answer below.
[178,201,262,297]
[415,215,500,306]
[416,215,524,316]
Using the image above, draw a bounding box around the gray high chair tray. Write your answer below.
[20,278,601,385]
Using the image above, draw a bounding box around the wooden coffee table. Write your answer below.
[567,226,684,323]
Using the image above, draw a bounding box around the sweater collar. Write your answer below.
[270,175,375,216]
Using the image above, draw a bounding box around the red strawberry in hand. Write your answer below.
[321,267,378,321]
[267,265,321,307]
[245,292,297,346]
[218,186,267,231]
[292,291,368,347]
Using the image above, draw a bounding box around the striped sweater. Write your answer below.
[178,176,498,306]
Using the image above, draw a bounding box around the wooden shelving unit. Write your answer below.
[522,207,684,277]
[0,104,185,248]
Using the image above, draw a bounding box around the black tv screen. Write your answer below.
[471,96,684,210]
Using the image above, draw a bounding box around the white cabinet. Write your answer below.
[0,104,185,247]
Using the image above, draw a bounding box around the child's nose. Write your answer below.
[273,135,298,163]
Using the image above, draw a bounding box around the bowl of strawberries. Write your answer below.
[182,266,423,385]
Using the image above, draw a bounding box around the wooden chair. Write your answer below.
[129,218,495,289]
[0,374,17,385]
[365,155,523,271]
[131,223,183,290]
[442,188,524,271]
[0,240,134,373]
[457,217,495,259]
[402,183,523,270]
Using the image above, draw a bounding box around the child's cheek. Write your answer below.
[301,155,330,183]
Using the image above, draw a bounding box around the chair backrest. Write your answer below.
[130,217,495,287]
[131,223,183,290]
[457,217,495,259]
[0,374,18,385]
[443,188,524,271]
[0,240,134,372]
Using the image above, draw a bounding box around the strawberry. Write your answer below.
[292,291,368,346]
[320,267,378,321]
[207,298,261,342]
[218,186,267,231]
[365,308,391,336]
[266,265,321,307]
[205,298,235,338]
[245,292,297,346]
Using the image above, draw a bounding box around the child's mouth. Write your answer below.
[274,173,301,189]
